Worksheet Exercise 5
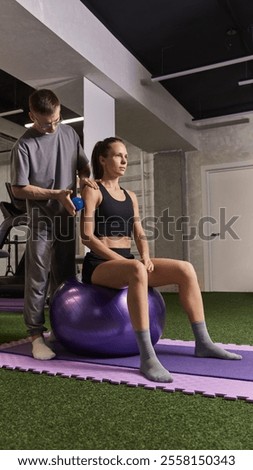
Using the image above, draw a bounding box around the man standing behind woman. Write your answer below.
[11,89,97,360]
[81,137,241,383]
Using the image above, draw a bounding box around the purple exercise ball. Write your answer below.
[50,277,166,357]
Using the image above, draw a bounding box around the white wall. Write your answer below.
[83,78,115,162]
[186,115,253,289]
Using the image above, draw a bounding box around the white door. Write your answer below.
[203,163,253,291]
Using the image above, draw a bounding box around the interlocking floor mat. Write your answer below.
[0,338,253,402]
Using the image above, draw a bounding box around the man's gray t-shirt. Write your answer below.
[11,124,89,221]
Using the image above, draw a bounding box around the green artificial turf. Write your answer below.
[163,292,253,345]
[0,292,253,450]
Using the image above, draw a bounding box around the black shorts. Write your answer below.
[82,248,135,284]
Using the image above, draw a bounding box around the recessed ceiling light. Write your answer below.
[226,28,238,36]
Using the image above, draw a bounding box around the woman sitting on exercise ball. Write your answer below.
[80,137,241,383]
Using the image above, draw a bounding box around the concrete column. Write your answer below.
[154,151,185,261]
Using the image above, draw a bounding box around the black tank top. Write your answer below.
[94,183,134,238]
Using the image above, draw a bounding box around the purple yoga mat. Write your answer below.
[0,340,250,382]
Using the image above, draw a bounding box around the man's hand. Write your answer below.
[80,177,100,191]
[57,189,76,216]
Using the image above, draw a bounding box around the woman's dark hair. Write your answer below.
[91,137,124,179]
[29,89,60,115]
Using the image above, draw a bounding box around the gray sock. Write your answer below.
[192,321,242,360]
[135,330,173,382]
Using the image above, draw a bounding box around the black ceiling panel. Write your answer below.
[80,0,253,119]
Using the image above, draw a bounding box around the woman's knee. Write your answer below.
[179,261,197,282]
[129,259,147,282]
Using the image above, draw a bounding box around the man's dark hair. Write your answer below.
[29,89,60,115]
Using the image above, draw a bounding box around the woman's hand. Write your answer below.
[140,257,154,273]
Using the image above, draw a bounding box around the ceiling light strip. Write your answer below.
[61,117,84,125]
[186,118,250,130]
[0,108,24,117]
[24,116,84,128]
[151,54,253,82]
[238,79,253,86]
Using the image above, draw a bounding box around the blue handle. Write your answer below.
[72,197,85,211]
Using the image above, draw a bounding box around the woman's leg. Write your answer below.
[92,259,173,382]
[148,258,241,360]
[92,259,149,329]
